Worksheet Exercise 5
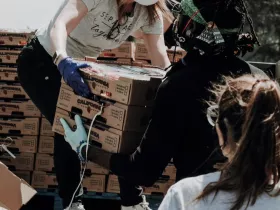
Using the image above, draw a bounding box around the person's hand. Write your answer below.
[58,57,91,97]
[60,115,88,161]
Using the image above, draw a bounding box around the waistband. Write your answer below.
[28,36,53,61]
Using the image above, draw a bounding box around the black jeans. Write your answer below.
[17,37,81,208]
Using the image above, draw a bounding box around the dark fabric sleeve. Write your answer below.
[109,79,178,187]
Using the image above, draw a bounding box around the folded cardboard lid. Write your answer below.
[0,162,36,210]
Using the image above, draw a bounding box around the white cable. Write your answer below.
[0,137,15,159]
[66,104,104,210]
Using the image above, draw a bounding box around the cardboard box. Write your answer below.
[0,99,40,117]
[133,60,152,65]
[35,153,54,172]
[86,57,133,66]
[0,65,18,81]
[57,85,152,132]
[99,42,135,59]
[0,162,36,210]
[0,135,37,153]
[79,62,165,106]
[32,171,58,189]
[0,117,39,135]
[162,164,177,180]
[143,179,175,195]
[0,31,31,46]
[53,108,143,153]
[135,42,150,60]
[83,174,106,193]
[0,50,20,64]
[12,170,31,184]
[85,162,109,175]
[167,47,187,63]
[106,175,120,194]
[40,118,54,136]
[38,136,54,154]
[0,82,29,99]
[0,152,35,171]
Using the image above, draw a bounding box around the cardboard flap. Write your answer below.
[0,162,36,210]
[0,201,9,209]
[20,181,36,205]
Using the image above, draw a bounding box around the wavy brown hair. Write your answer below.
[197,74,280,210]
[117,0,174,24]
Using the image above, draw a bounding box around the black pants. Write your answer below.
[17,37,81,208]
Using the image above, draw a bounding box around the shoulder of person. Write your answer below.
[231,57,267,77]
[170,172,221,196]
[81,0,103,11]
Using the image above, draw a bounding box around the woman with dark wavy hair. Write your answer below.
[160,74,280,210]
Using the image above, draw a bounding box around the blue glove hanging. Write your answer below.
[58,57,91,97]
[60,115,88,162]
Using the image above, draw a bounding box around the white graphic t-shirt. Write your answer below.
[36,0,163,58]
[159,172,280,210]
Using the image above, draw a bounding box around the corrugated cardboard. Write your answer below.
[0,152,35,171]
[38,136,54,154]
[0,31,30,46]
[78,62,164,106]
[85,162,109,175]
[0,82,29,99]
[83,174,106,193]
[32,171,57,189]
[133,60,152,65]
[53,108,143,154]
[86,57,133,66]
[0,162,36,210]
[0,47,21,64]
[135,42,150,60]
[35,153,54,172]
[0,65,18,81]
[12,170,31,184]
[167,47,187,63]
[99,42,135,59]
[106,175,120,194]
[143,179,175,195]
[0,117,39,135]
[57,85,152,132]
[0,135,37,153]
[162,164,177,180]
[40,118,55,136]
[0,99,40,117]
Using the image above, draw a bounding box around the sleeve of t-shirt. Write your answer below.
[141,13,164,35]
[159,187,185,210]
[81,0,102,11]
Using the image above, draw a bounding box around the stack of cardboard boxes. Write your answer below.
[52,56,177,195]
[97,40,187,67]
[52,61,164,194]
[134,39,187,65]
[0,30,57,190]
[32,117,57,189]
[0,30,38,185]
[98,41,135,66]
[0,32,178,196]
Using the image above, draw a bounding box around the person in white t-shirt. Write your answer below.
[159,74,280,210]
[16,1,174,210]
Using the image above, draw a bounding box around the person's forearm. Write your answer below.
[81,145,112,170]
[49,0,89,63]
[50,22,68,63]
[151,51,171,69]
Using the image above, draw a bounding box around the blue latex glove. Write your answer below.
[58,57,90,97]
[60,115,88,162]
